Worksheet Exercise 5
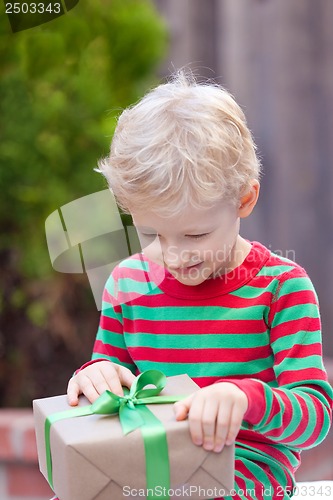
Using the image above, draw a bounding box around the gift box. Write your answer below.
[33,371,234,500]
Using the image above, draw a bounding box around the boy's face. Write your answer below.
[132,201,242,286]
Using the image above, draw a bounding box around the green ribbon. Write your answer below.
[44,370,185,499]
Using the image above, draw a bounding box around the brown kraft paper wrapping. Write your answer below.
[33,373,235,500]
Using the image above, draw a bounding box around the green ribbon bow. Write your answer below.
[45,369,185,499]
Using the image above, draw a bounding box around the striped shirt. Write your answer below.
[90,240,333,496]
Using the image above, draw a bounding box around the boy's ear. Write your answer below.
[238,180,260,218]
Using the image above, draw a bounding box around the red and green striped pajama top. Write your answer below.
[87,240,333,499]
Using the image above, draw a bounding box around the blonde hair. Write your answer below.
[97,71,261,217]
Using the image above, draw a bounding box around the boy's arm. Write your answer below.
[76,270,137,375]
[221,268,333,450]
[68,269,137,405]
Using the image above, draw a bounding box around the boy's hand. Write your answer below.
[67,361,136,406]
[173,382,248,453]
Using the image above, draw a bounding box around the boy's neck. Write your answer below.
[211,236,252,279]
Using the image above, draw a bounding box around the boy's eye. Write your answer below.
[139,232,210,240]
[140,233,159,239]
[187,233,210,239]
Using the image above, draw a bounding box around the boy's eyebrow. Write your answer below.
[135,224,217,233]
[182,227,215,233]
[134,226,157,232]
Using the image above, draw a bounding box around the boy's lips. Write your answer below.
[174,262,203,273]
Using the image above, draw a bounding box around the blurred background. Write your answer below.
[0,0,332,497]
[0,0,167,409]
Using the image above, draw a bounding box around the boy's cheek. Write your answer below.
[141,240,164,264]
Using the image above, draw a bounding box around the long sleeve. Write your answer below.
[91,270,137,374]
[222,267,333,450]
[74,242,332,493]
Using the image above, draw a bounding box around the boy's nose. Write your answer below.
[164,253,202,271]
[163,247,192,270]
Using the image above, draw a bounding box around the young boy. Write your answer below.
[67,73,333,499]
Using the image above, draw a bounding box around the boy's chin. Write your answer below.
[172,270,212,286]
[175,276,206,286]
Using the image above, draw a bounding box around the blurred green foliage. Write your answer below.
[0,0,167,279]
[0,0,167,406]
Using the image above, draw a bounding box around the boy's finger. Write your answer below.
[77,375,102,403]
[117,366,136,389]
[91,370,118,397]
[187,396,205,446]
[67,379,81,406]
[201,399,219,451]
[173,395,192,420]
[225,404,243,446]
[213,401,232,452]
[99,363,125,396]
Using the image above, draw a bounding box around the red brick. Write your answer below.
[0,425,12,461]
[7,463,53,496]
[22,427,38,461]
[0,409,37,462]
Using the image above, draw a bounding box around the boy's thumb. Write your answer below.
[67,392,79,406]
[173,400,190,420]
